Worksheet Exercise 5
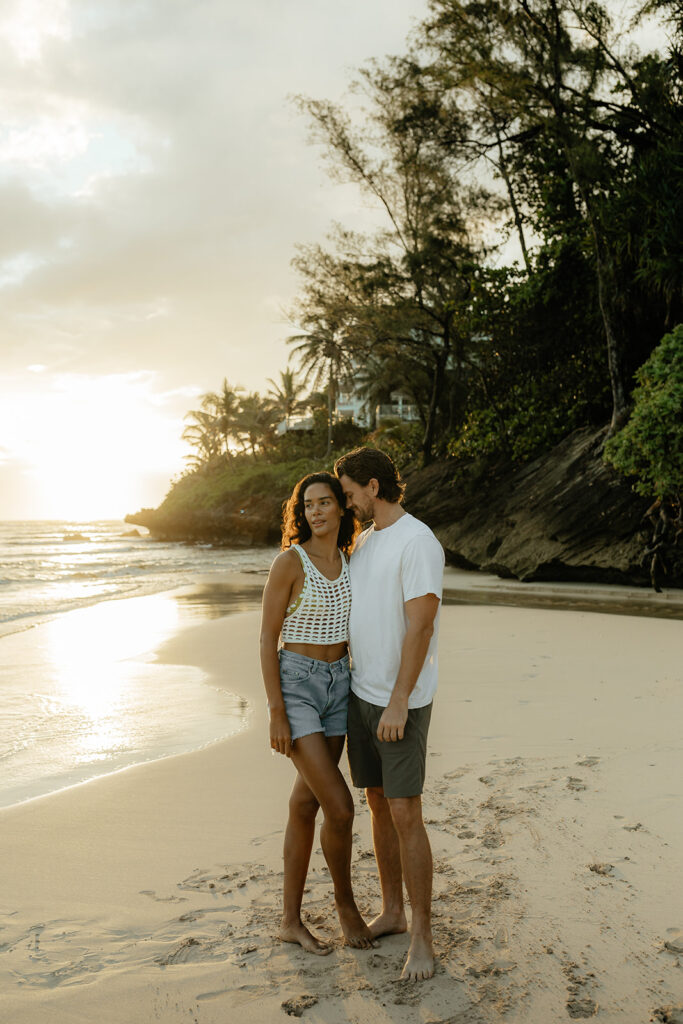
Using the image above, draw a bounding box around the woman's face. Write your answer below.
[302,483,342,540]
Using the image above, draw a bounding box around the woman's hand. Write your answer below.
[269,707,292,758]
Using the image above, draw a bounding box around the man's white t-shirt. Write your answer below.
[348,512,445,709]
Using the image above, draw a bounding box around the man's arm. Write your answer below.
[376,593,440,742]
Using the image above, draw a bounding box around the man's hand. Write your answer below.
[269,707,292,757]
[377,699,409,742]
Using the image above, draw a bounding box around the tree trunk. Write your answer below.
[494,121,532,274]
[593,242,629,434]
[421,345,448,466]
[568,158,629,434]
[326,374,334,457]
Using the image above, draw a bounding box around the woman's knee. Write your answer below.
[289,788,319,822]
[322,793,354,832]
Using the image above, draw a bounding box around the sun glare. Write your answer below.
[45,594,180,711]
[0,372,188,519]
[43,593,181,760]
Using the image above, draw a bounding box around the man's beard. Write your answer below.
[353,502,373,524]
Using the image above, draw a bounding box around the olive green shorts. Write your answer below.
[346,691,433,799]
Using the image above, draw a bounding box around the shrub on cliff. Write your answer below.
[604,326,683,498]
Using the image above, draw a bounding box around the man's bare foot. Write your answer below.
[336,901,376,949]
[279,919,332,955]
[400,933,434,981]
[368,908,408,940]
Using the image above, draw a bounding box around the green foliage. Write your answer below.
[603,326,683,498]
[160,456,319,516]
[368,422,423,469]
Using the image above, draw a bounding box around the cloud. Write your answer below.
[0,0,426,515]
[0,1,425,391]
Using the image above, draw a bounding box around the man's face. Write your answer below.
[338,474,376,523]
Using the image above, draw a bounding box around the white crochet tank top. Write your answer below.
[280,544,351,645]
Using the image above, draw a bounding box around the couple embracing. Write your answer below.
[259,447,444,982]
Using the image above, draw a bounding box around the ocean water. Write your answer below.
[0,519,276,634]
[0,521,276,808]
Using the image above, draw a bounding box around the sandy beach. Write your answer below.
[1,593,682,1023]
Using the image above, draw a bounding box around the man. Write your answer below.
[335,446,444,982]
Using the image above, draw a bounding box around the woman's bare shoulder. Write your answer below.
[268,547,301,581]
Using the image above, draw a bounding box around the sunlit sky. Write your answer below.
[0,0,426,519]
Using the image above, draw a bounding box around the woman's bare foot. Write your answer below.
[279,918,333,955]
[336,901,376,949]
[368,909,408,940]
[400,932,434,981]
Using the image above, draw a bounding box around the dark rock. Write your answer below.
[404,425,682,587]
[125,495,282,547]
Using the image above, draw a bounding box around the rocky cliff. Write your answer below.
[405,426,680,586]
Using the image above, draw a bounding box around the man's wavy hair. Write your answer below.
[281,472,358,555]
[334,446,405,503]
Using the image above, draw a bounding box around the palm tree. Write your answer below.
[266,368,307,428]
[181,409,224,468]
[233,393,278,460]
[287,315,356,457]
[200,378,242,460]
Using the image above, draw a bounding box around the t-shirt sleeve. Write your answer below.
[401,533,445,603]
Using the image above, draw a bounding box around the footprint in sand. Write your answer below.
[281,994,318,1017]
[567,997,599,1018]
[566,777,587,792]
[466,958,517,977]
[480,825,505,849]
[588,863,616,877]
[251,830,282,847]
[178,910,206,923]
[156,937,224,965]
[651,1007,683,1024]
[563,959,598,1018]
[140,889,186,903]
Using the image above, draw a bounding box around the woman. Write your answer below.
[259,472,374,954]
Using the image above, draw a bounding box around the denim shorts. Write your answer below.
[278,649,351,742]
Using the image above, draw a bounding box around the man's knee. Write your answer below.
[387,795,423,834]
[365,786,388,815]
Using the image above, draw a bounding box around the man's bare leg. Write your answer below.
[291,734,374,949]
[280,771,331,954]
[365,786,408,939]
[388,794,434,981]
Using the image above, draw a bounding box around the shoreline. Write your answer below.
[2,568,681,812]
[0,579,266,809]
[1,605,681,1021]
[3,561,681,644]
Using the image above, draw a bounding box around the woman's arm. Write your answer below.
[259,550,299,758]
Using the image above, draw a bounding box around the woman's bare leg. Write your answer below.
[280,771,330,953]
[290,733,374,949]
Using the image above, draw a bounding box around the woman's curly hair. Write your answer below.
[281,472,358,556]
